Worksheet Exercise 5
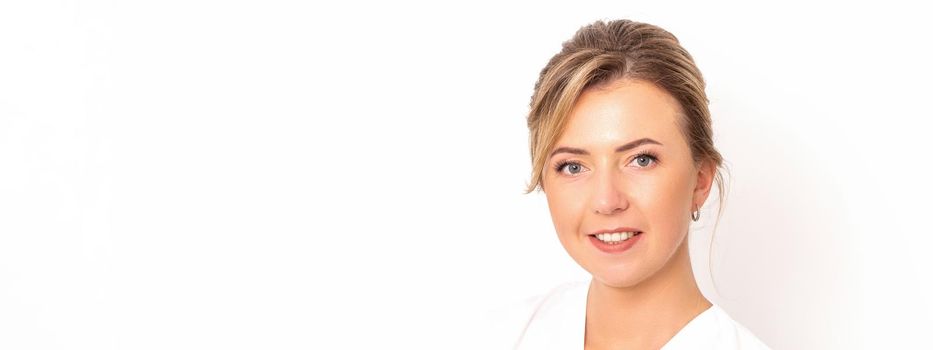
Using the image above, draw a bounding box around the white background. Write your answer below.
[2,1,931,349]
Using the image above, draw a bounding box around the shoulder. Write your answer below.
[663,304,772,350]
[483,280,588,350]
[706,305,772,349]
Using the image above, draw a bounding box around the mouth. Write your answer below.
[588,231,643,245]
[587,230,644,254]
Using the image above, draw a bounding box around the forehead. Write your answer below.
[557,79,684,147]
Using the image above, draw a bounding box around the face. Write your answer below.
[542,79,714,288]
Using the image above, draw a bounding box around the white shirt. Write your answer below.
[487,280,771,349]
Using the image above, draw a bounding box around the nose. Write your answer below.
[592,168,628,215]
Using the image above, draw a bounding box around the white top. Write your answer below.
[487,280,771,349]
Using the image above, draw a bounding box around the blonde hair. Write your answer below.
[525,19,730,282]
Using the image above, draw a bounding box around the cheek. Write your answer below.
[545,186,586,232]
[637,178,684,211]
[634,170,693,235]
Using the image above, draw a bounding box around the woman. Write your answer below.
[496,20,771,349]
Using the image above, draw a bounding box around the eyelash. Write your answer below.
[553,151,660,174]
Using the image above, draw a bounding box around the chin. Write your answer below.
[588,264,652,289]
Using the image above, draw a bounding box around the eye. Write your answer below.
[631,151,659,168]
[554,160,588,176]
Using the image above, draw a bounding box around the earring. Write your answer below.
[691,204,700,222]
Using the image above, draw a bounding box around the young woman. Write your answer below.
[500,19,771,349]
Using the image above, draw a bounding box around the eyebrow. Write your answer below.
[549,138,663,158]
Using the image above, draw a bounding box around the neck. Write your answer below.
[583,238,712,349]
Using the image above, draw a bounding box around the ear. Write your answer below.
[692,160,715,208]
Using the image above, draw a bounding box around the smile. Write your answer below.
[587,231,644,254]
[592,231,641,244]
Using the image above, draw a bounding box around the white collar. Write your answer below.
[515,280,732,350]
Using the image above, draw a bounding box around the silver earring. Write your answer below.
[691,204,700,222]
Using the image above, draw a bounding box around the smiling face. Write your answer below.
[542,78,714,288]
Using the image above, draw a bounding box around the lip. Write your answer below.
[589,227,642,236]
[588,231,643,254]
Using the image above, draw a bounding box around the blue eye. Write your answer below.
[553,152,659,176]
[632,152,658,168]
[554,161,586,175]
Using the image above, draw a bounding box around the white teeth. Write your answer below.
[594,232,639,244]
